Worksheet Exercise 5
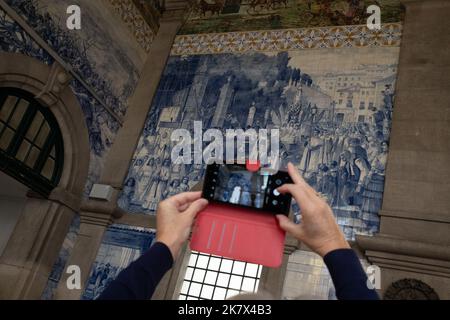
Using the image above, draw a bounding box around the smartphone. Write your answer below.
[202,163,292,215]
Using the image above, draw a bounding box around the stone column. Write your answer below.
[258,235,298,299]
[0,196,76,299]
[54,194,121,300]
[53,1,190,299]
[100,3,188,188]
[0,53,90,300]
[54,215,112,299]
[356,0,450,300]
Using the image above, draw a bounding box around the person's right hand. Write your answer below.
[276,163,350,257]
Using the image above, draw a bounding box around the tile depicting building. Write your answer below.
[119,44,400,243]
[2,0,448,301]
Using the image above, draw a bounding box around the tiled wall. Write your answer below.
[120,27,401,241]
[1,1,403,300]
[116,20,401,299]
[0,1,147,300]
[41,223,155,300]
[81,225,155,300]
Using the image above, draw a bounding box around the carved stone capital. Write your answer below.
[80,187,125,219]
[49,186,82,212]
[356,234,450,262]
[160,0,189,22]
[35,62,72,106]
[79,210,115,227]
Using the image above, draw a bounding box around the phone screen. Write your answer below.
[202,164,292,215]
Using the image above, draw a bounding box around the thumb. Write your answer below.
[276,215,303,239]
[185,198,208,218]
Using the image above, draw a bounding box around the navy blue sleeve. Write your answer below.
[97,242,173,300]
[323,248,379,300]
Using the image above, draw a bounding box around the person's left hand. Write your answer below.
[156,191,208,260]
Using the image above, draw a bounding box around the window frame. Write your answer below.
[0,87,64,197]
[178,251,262,300]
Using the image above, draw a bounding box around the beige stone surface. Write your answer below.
[386,150,450,182]
[0,53,90,299]
[389,122,450,153]
[382,179,450,216]
[357,0,450,299]
[0,264,27,299]
[258,254,290,299]
[393,88,450,121]
[101,17,184,188]
[380,216,450,245]
[54,219,109,300]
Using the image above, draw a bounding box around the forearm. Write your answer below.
[97,242,173,300]
[323,249,379,300]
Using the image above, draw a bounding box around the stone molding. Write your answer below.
[35,62,72,106]
[379,209,450,224]
[357,234,450,266]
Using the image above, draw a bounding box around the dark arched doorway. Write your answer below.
[0,52,90,299]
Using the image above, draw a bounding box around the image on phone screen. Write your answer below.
[202,164,292,215]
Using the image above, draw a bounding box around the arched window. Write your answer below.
[0,88,64,197]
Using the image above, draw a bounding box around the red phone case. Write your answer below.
[190,202,286,267]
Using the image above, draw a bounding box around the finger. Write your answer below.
[276,215,304,239]
[277,183,311,207]
[167,191,202,208]
[287,163,317,196]
[185,198,209,218]
[287,162,305,185]
[178,203,190,212]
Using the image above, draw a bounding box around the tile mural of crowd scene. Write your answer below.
[120,46,399,240]
[180,0,404,34]
[81,225,156,300]
[4,0,145,118]
[1,0,146,193]
[41,217,156,300]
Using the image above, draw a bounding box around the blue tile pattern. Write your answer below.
[41,215,80,300]
[119,49,398,241]
[1,1,400,300]
[81,224,155,300]
[1,1,142,192]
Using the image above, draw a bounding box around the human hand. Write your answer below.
[276,163,350,257]
[156,191,208,260]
